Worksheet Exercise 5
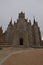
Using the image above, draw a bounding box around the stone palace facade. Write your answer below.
[0,12,42,47]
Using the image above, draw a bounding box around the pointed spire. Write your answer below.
[10,17,12,25]
[34,18,35,24]
[33,16,36,24]
[29,20,31,25]
[8,17,13,27]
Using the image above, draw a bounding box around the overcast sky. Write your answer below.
[0,0,43,38]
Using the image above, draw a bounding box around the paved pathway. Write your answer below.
[0,47,32,65]
[0,47,43,65]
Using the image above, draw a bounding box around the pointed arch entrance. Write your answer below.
[19,38,23,45]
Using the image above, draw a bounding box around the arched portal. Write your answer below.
[19,38,23,45]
